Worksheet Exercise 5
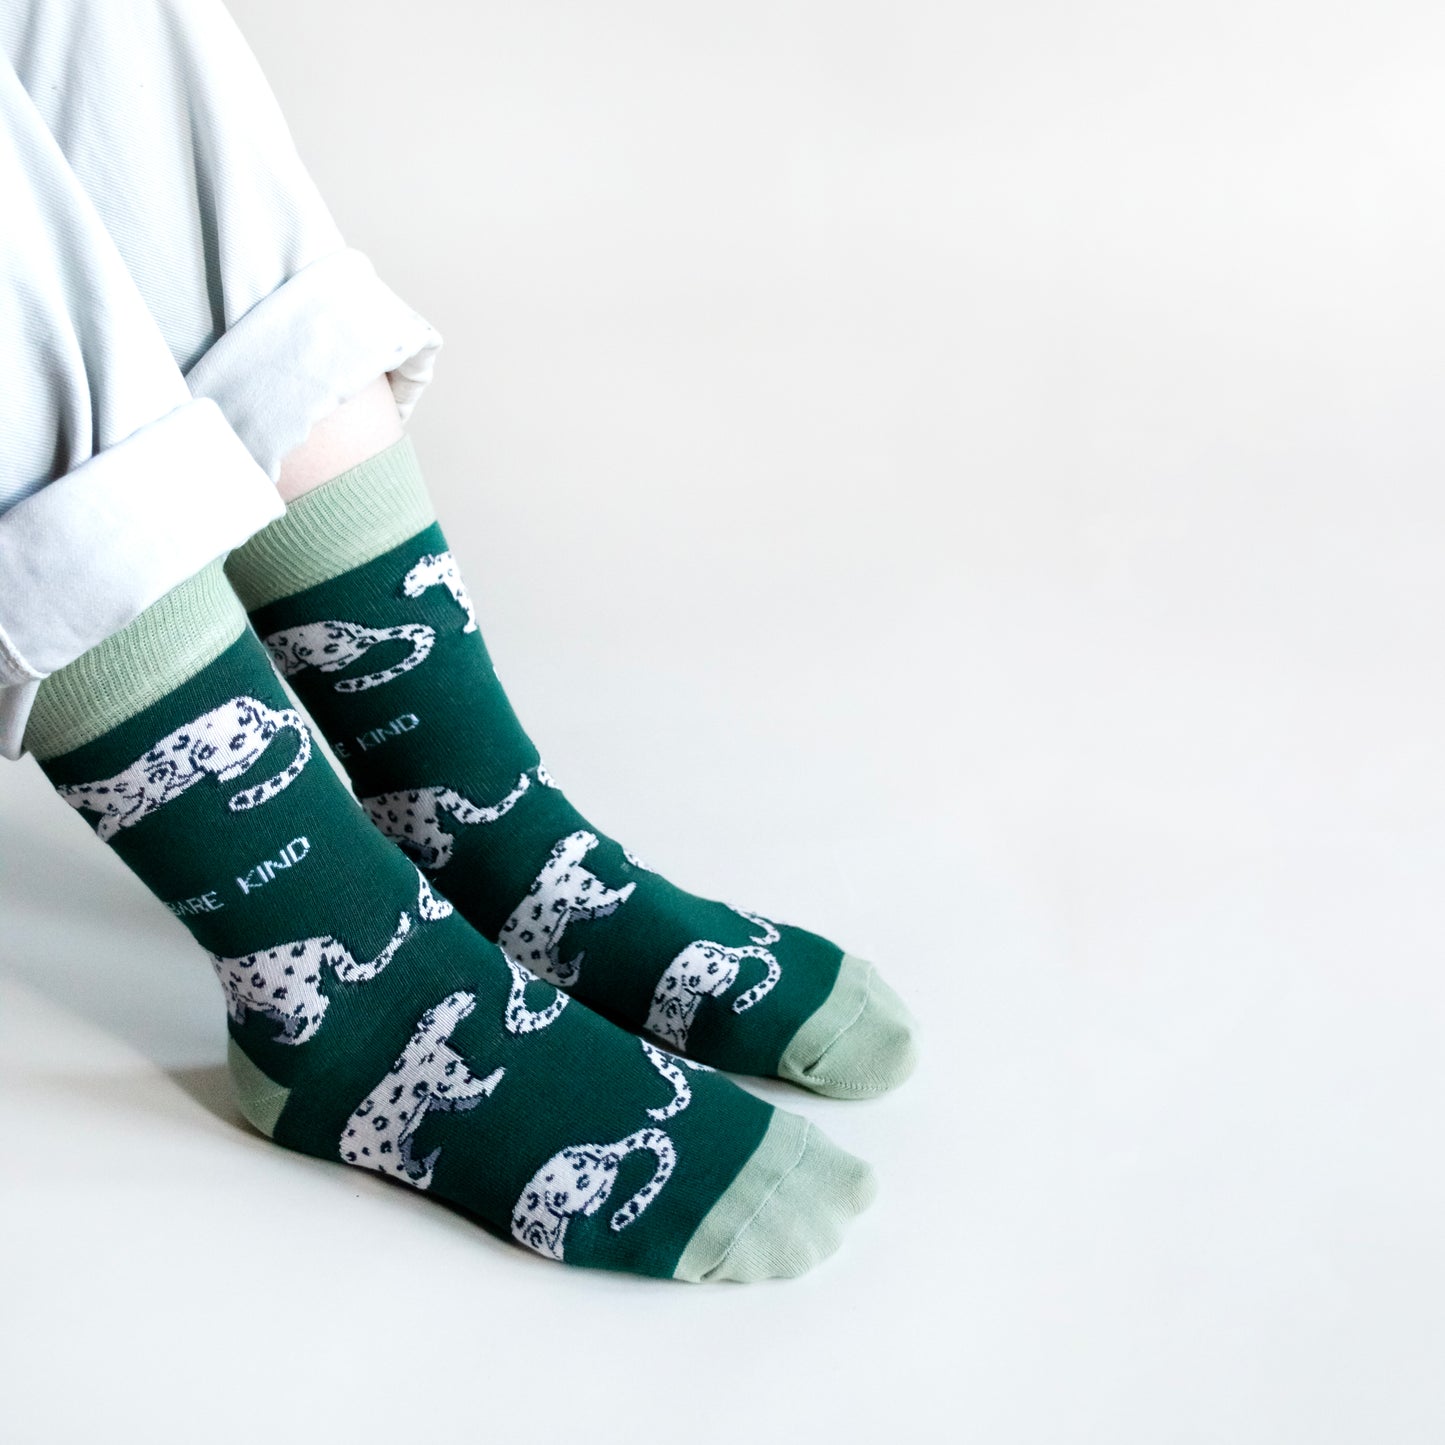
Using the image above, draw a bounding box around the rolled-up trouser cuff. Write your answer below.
[184,246,442,482]
[0,395,284,758]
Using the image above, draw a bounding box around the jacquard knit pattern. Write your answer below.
[245,522,849,1078]
[39,627,777,1277]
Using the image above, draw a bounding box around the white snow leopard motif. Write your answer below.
[415,870,454,922]
[511,1128,676,1261]
[501,955,570,1035]
[262,619,435,693]
[341,991,504,1189]
[211,872,448,1044]
[401,551,477,632]
[362,773,531,869]
[54,696,311,841]
[640,1040,713,1121]
[498,830,636,988]
[211,911,413,1045]
[732,909,782,947]
[644,908,783,1051]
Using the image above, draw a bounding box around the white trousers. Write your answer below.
[0,0,441,757]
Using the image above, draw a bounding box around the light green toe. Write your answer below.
[778,954,919,1099]
[674,1111,876,1282]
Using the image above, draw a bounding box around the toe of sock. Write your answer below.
[778,954,919,1099]
[675,1112,876,1283]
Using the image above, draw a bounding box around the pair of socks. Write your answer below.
[28,438,915,1281]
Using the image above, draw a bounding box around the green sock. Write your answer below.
[29,561,874,1280]
[226,438,917,1097]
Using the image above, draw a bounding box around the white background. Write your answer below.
[4,2,1445,1441]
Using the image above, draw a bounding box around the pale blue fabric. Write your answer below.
[0,0,440,755]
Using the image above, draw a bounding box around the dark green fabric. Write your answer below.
[247,525,845,1077]
[40,630,770,1278]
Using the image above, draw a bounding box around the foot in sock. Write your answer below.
[28,563,874,1280]
[226,439,919,1097]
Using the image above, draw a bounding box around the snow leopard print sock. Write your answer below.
[226,439,917,1096]
[26,560,875,1280]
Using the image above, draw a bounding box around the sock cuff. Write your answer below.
[24,559,248,761]
[225,435,436,610]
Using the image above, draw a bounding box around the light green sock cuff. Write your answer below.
[25,560,247,761]
[224,435,436,609]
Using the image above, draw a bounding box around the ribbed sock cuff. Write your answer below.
[224,435,436,610]
[24,560,248,761]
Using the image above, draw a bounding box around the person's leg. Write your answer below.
[0,39,872,1280]
[28,571,873,1280]
[9,0,915,1094]
[277,375,404,502]
[226,444,919,1096]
